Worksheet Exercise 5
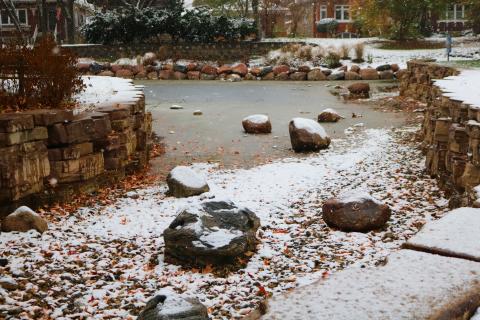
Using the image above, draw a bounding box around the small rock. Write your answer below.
[167,166,210,198]
[0,276,18,290]
[138,294,208,320]
[318,109,343,122]
[289,118,331,152]
[242,114,272,134]
[1,206,48,233]
[348,83,370,98]
[170,105,184,110]
[322,192,391,232]
[0,259,7,267]
[193,110,203,116]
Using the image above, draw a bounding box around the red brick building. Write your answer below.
[0,0,94,43]
[312,0,356,37]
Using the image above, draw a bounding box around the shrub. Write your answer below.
[0,37,84,111]
[322,51,342,68]
[316,19,338,37]
[82,5,256,44]
[296,45,313,60]
[340,44,351,60]
[353,43,365,63]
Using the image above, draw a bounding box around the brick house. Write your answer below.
[310,0,471,38]
[0,0,94,43]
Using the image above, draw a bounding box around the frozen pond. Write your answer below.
[139,80,404,173]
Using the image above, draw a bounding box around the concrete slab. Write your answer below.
[257,250,480,320]
[404,207,480,262]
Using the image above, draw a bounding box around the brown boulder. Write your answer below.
[159,70,174,80]
[244,73,257,80]
[2,206,48,233]
[173,71,187,80]
[242,115,272,134]
[318,109,343,122]
[218,65,233,74]
[201,65,217,75]
[298,65,311,73]
[275,72,289,80]
[111,64,122,73]
[147,71,158,80]
[135,71,147,79]
[345,71,362,81]
[289,118,331,152]
[322,193,391,232]
[187,63,198,71]
[187,71,200,80]
[350,65,360,73]
[348,83,370,98]
[232,63,248,77]
[262,72,275,80]
[143,52,157,65]
[395,69,408,80]
[290,72,307,81]
[360,68,379,80]
[76,63,91,72]
[249,67,262,77]
[273,65,290,75]
[307,69,327,81]
[379,70,395,80]
[98,70,115,77]
[115,69,134,78]
[391,64,400,72]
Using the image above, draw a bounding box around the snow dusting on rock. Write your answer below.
[291,117,328,138]
[243,114,269,124]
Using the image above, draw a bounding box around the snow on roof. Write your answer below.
[74,76,144,114]
[434,69,480,109]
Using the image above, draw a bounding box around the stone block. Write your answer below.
[49,152,104,183]
[111,119,132,132]
[97,105,131,120]
[23,109,74,126]
[0,113,34,133]
[0,127,48,146]
[48,142,94,161]
[48,117,95,146]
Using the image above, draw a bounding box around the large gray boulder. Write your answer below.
[164,200,260,267]
[322,192,391,232]
[138,294,208,320]
[1,206,48,233]
[289,118,331,152]
[166,166,210,198]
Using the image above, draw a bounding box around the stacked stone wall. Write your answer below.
[0,98,152,217]
[400,60,480,206]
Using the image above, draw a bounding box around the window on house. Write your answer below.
[17,9,27,24]
[1,11,10,25]
[320,5,327,20]
[444,4,466,21]
[335,5,350,21]
[0,9,28,25]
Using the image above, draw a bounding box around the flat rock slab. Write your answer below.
[404,207,480,262]
[259,250,480,320]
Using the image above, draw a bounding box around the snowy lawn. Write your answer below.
[0,125,449,319]
[261,36,480,69]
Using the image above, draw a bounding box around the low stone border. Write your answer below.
[77,60,406,82]
[0,81,152,218]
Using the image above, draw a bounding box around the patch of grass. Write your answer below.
[377,40,444,50]
[450,60,480,69]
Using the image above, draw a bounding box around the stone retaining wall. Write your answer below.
[64,42,290,62]
[400,60,479,206]
[0,98,152,218]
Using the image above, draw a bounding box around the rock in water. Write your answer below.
[1,206,48,233]
[164,200,260,267]
[167,166,209,198]
[242,114,272,134]
[138,294,208,320]
[289,118,331,152]
[348,83,370,98]
[322,192,391,232]
[318,108,343,122]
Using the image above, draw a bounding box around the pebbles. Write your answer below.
[0,126,448,319]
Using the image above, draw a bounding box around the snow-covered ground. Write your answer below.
[262,37,480,69]
[74,76,144,114]
[0,126,449,319]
